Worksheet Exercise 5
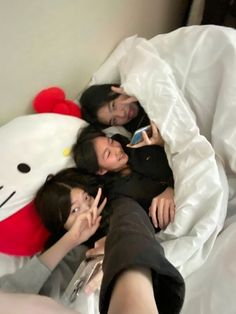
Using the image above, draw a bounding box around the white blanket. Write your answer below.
[92,25,236,277]
[88,24,236,313]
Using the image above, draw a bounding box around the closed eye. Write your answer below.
[105,150,110,160]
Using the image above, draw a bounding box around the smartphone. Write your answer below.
[130,125,152,145]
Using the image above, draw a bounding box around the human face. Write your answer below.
[93,136,129,175]
[97,95,139,126]
[64,188,94,230]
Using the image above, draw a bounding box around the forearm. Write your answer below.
[39,233,78,271]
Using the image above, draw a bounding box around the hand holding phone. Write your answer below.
[129,121,164,147]
[130,125,152,145]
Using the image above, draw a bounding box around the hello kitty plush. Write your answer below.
[0,87,85,274]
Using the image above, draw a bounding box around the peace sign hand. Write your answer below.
[68,188,107,246]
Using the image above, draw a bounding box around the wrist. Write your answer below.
[39,234,78,271]
[61,232,81,252]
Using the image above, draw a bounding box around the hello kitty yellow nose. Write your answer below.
[63,147,71,157]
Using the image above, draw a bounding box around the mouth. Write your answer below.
[118,152,127,161]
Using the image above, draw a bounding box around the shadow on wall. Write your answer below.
[187,0,236,28]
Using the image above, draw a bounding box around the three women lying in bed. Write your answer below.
[0,167,184,314]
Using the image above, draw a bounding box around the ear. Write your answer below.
[96,168,107,175]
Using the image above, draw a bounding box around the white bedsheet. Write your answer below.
[182,215,236,314]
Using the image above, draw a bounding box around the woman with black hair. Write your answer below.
[0,168,106,294]
[0,168,185,314]
[73,122,175,230]
[80,84,149,133]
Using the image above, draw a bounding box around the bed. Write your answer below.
[0,25,236,313]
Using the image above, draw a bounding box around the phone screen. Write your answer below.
[130,125,151,145]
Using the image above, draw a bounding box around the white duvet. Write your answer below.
[89,25,236,313]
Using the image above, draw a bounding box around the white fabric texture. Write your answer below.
[182,215,236,314]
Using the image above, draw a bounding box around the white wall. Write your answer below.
[0,0,189,125]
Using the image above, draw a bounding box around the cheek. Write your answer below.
[111,158,121,170]
[98,107,110,125]
[117,96,127,109]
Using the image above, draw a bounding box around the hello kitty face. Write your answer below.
[0,114,87,221]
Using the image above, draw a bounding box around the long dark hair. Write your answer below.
[35,167,98,248]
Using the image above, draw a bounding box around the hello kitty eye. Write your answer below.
[17,163,31,173]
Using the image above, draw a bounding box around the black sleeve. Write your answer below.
[99,197,185,314]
